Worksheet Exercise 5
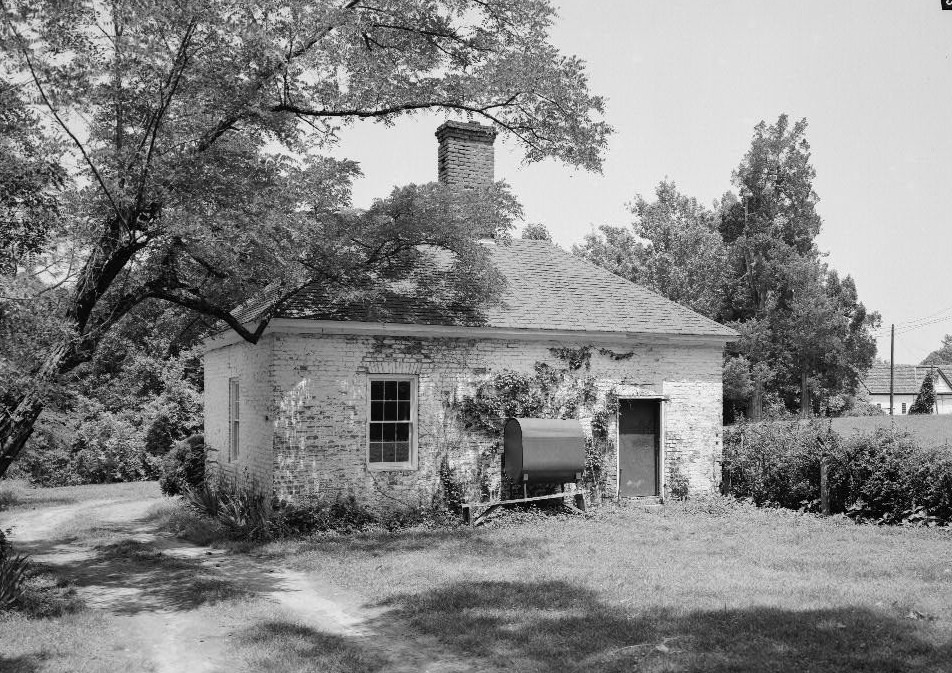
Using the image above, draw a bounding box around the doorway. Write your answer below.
[618,399,661,497]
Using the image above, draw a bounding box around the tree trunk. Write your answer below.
[750,379,764,421]
[0,392,45,477]
[800,370,810,419]
[0,340,75,479]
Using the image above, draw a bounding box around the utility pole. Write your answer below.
[889,323,895,416]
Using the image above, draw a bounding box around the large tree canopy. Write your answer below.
[575,117,879,421]
[0,0,611,476]
[922,335,952,366]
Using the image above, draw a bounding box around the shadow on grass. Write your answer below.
[13,537,270,615]
[234,621,386,673]
[0,653,46,673]
[371,580,952,672]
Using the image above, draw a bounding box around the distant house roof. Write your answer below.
[861,363,952,395]
[229,239,736,339]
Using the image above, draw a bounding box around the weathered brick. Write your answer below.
[204,333,725,508]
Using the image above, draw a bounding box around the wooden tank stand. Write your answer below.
[461,483,586,527]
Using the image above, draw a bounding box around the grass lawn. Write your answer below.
[256,500,952,672]
[3,480,952,672]
[828,414,952,447]
[0,479,160,512]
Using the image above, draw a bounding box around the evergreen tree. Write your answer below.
[909,371,936,415]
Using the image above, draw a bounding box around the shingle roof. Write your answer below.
[862,363,952,395]
[231,239,736,338]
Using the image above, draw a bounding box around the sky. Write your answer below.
[325,0,952,365]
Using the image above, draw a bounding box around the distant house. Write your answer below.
[860,363,952,414]
[201,122,737,507]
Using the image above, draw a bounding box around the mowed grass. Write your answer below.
[0,479,160,512]
[258,500,952,672]
[0,610,156,673]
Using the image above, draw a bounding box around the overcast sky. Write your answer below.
[326,0,952,365]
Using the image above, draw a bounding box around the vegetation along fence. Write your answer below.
[722,418,952,526]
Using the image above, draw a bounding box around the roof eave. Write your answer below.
[202,318,736,354]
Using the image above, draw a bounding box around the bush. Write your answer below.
[272,494,379,537]
[0,529,30,611]
[178,471,462,542]
[722,419,830,510]
[183,475,271,541]
[723,419,952,525]
[72,408,159,483]
[159,434,206,496]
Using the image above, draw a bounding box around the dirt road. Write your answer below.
[2,489,471,673]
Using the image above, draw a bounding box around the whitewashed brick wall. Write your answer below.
[204,336,274,488]
[204,331,725,507]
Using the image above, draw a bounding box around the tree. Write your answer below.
[0,0,611,477]
[575,181,727,319]
[720,116,877,419]
[0,79,65,274]
[922,335,952,366]
[575,118,879,421]
[909,371,936,415]
[573,224,646,282]
[520,222,552,241]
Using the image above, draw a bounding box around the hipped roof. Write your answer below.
[229,239,737,339]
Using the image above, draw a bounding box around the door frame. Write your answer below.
[615,396,667,499]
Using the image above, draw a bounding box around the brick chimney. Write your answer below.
[435,120,497,187]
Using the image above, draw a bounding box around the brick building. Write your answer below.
[202,121,736,507]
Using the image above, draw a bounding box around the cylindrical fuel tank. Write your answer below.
[503,418,586,483]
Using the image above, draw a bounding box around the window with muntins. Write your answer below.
[228,377,240,461]
[368,379,415,466]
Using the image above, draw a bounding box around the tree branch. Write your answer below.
[148,288,270,344]
[2,12,126,227]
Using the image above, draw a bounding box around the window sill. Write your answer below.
[367,462,416,472]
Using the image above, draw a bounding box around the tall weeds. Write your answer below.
[0,529,30,610]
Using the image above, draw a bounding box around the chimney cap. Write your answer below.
[435,120,497,143]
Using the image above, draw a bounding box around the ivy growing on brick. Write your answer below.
[454,348,620,496]
[548,346,593,370]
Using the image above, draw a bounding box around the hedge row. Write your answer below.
[722,420,952,525]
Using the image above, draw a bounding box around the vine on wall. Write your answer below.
[454,349,620,499]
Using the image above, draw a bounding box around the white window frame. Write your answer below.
[366,375,418,471]
[228,377,240,462]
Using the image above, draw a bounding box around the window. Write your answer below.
[901,402,907,414]
[368,378,416,467]
[228,377,240,461]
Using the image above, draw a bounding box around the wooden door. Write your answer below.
[618,399,660,497]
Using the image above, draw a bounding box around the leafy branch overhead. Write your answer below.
[0,0,611,477]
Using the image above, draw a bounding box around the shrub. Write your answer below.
[72,408,159,482]
[0,529,30,611]
[833,429,952,524]
[434,454,465,513]
[667,458,690,501]
[723,419,952,525]
[272,494,379,537]
[184,476,271,541]
[159,434,206,496]
[722,419,829,510]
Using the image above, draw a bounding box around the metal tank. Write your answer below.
[503,418,586,483]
